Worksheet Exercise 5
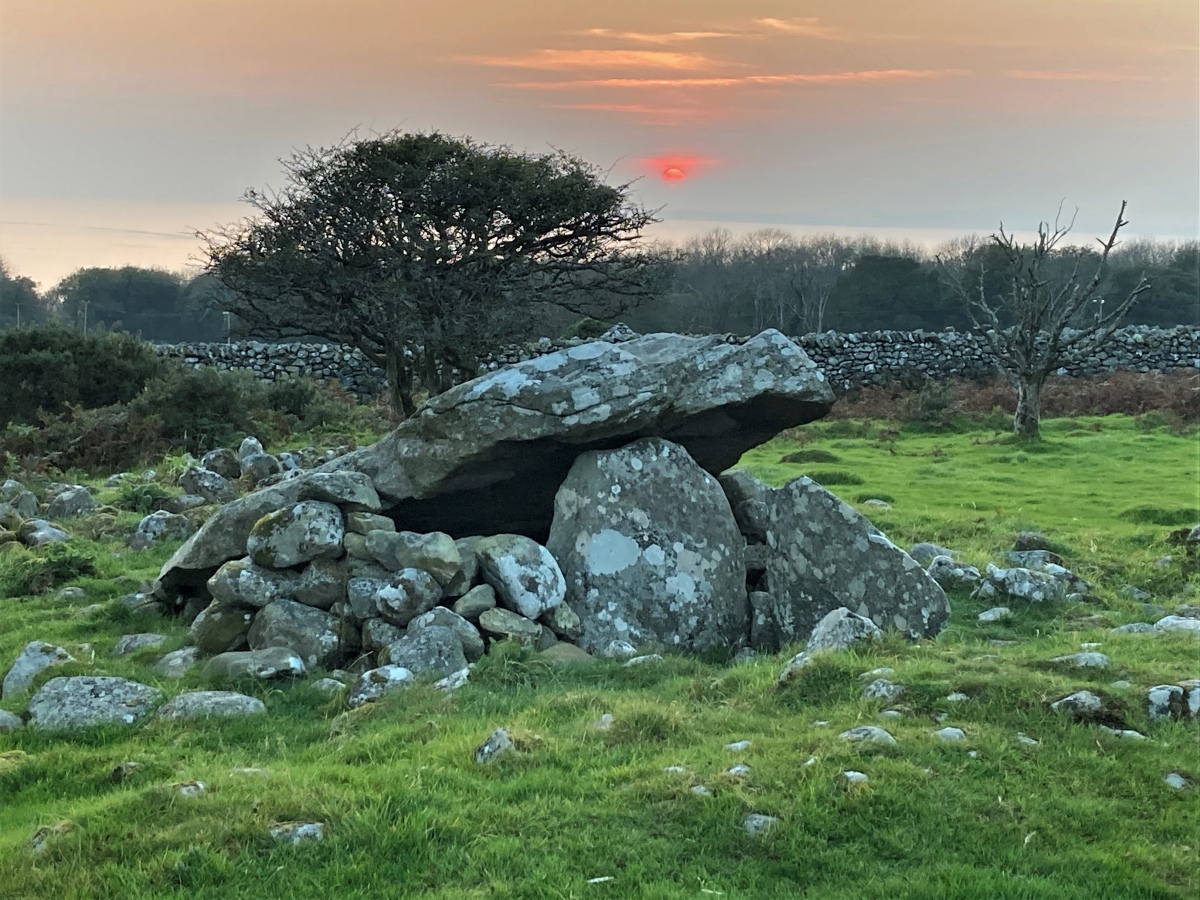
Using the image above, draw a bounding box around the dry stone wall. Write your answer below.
[156,325,1200,399]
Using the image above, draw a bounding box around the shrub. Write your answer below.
[0,543,96,597]
[805,470,865,486]
[113,481,172,514]
[560,317,611,341]
[0,324,165,426]
[780,449,841,464]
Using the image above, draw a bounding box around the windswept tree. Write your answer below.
[938,202,1151,439]
[203,131,661,416]
[0,257,45,330]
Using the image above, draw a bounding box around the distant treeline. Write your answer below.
[2,231,1196,343]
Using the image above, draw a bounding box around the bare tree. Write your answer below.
[939,201,1151,439]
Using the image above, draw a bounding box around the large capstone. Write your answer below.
[157,330,832,602]
[721,471,949,645]
[547,438,747,654]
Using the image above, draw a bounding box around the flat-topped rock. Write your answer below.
[27,676,163,730]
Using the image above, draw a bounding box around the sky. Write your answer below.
[1,0,1197,289]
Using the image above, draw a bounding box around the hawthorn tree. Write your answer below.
[938,201,1151,439]
[203,131,661,416]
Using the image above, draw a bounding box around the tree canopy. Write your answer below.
[203,131,661,415]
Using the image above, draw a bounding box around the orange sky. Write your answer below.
[1,0,1196,287]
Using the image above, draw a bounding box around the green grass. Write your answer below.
[1,414,1198,898]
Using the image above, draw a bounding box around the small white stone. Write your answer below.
[803,756,817,767]
[1080,642,1102,650]
[663,765,688,775]
[861,667,895,678]
[690,785,712,797]
[1110,680,1132,689]
[812,720,830,727]
[1164,773,1188,790]
[842,771,869,784]
[174,780,206,797]
[879,709,904,719]
[967,751,979,758]
[945,692,969,702]
[978,607,1012,622]
[270,821,324,844]
[727,764,751,777]
[838,725,896,746]
[623,654,663,667]
[724,740,752,751]
[592,713,614,731]
[934,727,966,742]
[604,640,638,660]
[1016,733,1039,746]
[742,813,780,836]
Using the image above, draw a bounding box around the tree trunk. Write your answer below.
[1014,373,1044,440]
[385,344,415,419]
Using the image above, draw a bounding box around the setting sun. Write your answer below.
[662,166,686,181]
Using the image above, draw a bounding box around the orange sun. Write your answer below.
[662,166,687,181]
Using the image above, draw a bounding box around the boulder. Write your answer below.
[157,330,832,598]
[361,618,406,653]
[444,537,481,597]
[3,640,74,698]
[346,511,395,536]
[296,472,380,511]
[373,569,443,627]
[27,676,163,730]
[538,642,596,665]
[240,452,282,486]
[201,448,241,481]
[973,565,1070,603]
[247,599,340,669]
[347,665,415,708]
[247,501,345,569]
[453,584,496,620]
[547,438,747,654]
[540,602,583,641]
[721,472,949,646]
[190,601,254,655]
[202,647,306,682]
[238,436,265,462]
[157,690,266,720]
[476,534,565,620]
[113,633,168,656]
[293,558,349,610]
[180,467,235,505]
[0,710,23,732]
[207,558,299,609]
[129,511,192,550]
[366,530,461,584]
[478,607,542,647]
[12,491,38,519]
[909,542,957,565]
[778,608,883,684]
[381,626,468,679]
[152,647,200,678]
[407,607,486,662]
[23,519,70,546]
[46,485,96,519]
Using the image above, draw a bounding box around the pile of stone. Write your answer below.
[0,480,85,550]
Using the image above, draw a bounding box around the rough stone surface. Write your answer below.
[445,537,481,596]
[838,725,897,746]
[0,709,23,732]
[743,814,781,836]
[978,607,1012,623]
[201,448,241,481]
[453,584,497,620]
[246,501,344,569]
[207,558,298,609]
[927,556,981,588]
[347,665,414,708]
[1147,685,1186,720]
[474,727,515,764]
[295,472,381,511]
[407,607,486,662]
[157,691,266,720]
[381,626,468,679]
[190,601,254,655]
[1050,652,1109,669]
[292,558,349,610]
[478,607,542,647]
[373,569,444,627]
[721,471,948,648]
[1050,690,1103,715]
[114,633,168,656]
[47,485,96,518]
[361,618,406,653]
[1155,615,1200,634]
[129,511,192,549]
[863,679,905,703]
[3,641,74,698]
[270,822,325,844]
[540,602,583,641]
[539,642,596,665]
[346,511,394,536]
[366,530,461,584]
[547,438,747,655]
[777,607,884,684]
[247,600,340,669]
[179,467,235,505]
[27,676,163,730]
[152,647,200,679]
[476,534,566,621]
[909,542,957,565]
[202,647,306,682]
[24,519,71,546]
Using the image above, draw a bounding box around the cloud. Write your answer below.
[1005,69,1160,82]
[465,49,720,71]
[504,69,968,90]
[753,17,842,40]
[546,102,722,123]
[579,28,757,44]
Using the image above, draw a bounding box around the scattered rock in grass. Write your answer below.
[27,676,163,730]
[1013,531,1052,552]
[838,725,897,746]
[603,640,638,660]
[663,765,688,774]
[778,607,883,684]
[73,603,104,618]
[0,710,23,732]
[129,511,192,550]
[861,667,895,679]
[202,648,306,683]
[270,821,325,844]
[23,519,70,546]
[1164,773,1189,790]
[1154,555,1173,568]
[1080,642,1101,650]
[1050,652,1109,669]
[862,498,890,509]
[1154,616,1200,634]
[1119,585,1151,601]
[157,691,266,720]
[592,714,614,731]
[474,727,515,764]
[1006,549,1065,569]
[1050,690,1103,716]
[152,647,200,679]
[690,785,712,797]
[46,484,96,518]
[173,780,206,797]
[3,641,74,699]
[978,607,1012,623]
[433,668,470,691]
[201,448,241,481]
[109,761,141,783]
[30,821,75,855]
[1110,680,1132,689]
[1147,685,1186,720]
[1016,733,1039,746]
[54,586,87,602]
[624,654,663,667]
[113,633,168,656]
[725,740,752,751]
[927,556,981,587]
[945,692,969,703]
[1098,726,1146,740]
[974,564,1069,603]
[934,727,966,742]
[118,591,163,616]
[863,679,905,703]
[842,771,869,785]
[742,813,780,836]
[727,764,751,778]
[312,677,347,695]
[347,665,414,708]
[879,709,904,719]
[909,542,958,565]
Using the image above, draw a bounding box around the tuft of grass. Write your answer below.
[780,448,841,464]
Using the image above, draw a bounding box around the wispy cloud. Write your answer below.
[465,49,720,71]
[546,102,722,123]
[504,69,967,90]
[580,28,756,44]
[1005,69,1160,82]
[753,17,843,40]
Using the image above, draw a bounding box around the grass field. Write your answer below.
[0,414,1197,899]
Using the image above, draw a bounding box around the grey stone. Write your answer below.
[453,584,497,620]
[179,467,235,505]
[159,494,209,514]
[0,710,23,732]
[207,558,298,609]
[1119,585,1151,602]
[240,452,282,486]
[721,471,948,648]
[157,690,266,720]
[3,641,74,699]
[361,618,406,653]
[202,647,306,682]
[603,639,639,659]
[978,607,1012,623]
[1007,549,1065,569]
[312,677,346,695]
[928,556,981,587]
[114,633,168,656]
[347,665,414,708]
[863,679,905,702]
[373,568,443,627]
[293,558,349,610]
[27,676,163,730]
[547,438,747,655]
[55,586,87,602]
[842,771,869,785]
[1013,531,1052,551]
[742,814,780,836]
[909,542,957,565]
[444,537,481,597]
[1098,726,1146,740]
[478,607,542,647]
[0,478,25,501]
[476,534,565,621]
[346,511,394,536]
[537,625,558,651]
[1148,685,1185,720]
[12,491,38,519]
[407,607,485,662]
[1050,652,1109,668]
[23,519,70,546]
[118,591,164,616]
[1050,690,1103,715]
[973,565,1068,603]
[130,511,192,549]
[152,647,200,678]
[474,727,515,764]
[538,642,597,665]
[296,471,381,511]
[246,501,344,569]
[1165,773,1189,790]
[270,822,325,844]
[839,725,897,746]
[238,436,265,462]
[158,330,833,595]
[343,532,371,559]
[190,601,254,655]
[934,727,966,742]
[1155,615,1200,634]
[47,485,96,518]
[201,448,241,481]
[248,599,340,669]
[381,626,468,679]
[778,607,883,684]
[540,602,582,641]
[366,530,461,586]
